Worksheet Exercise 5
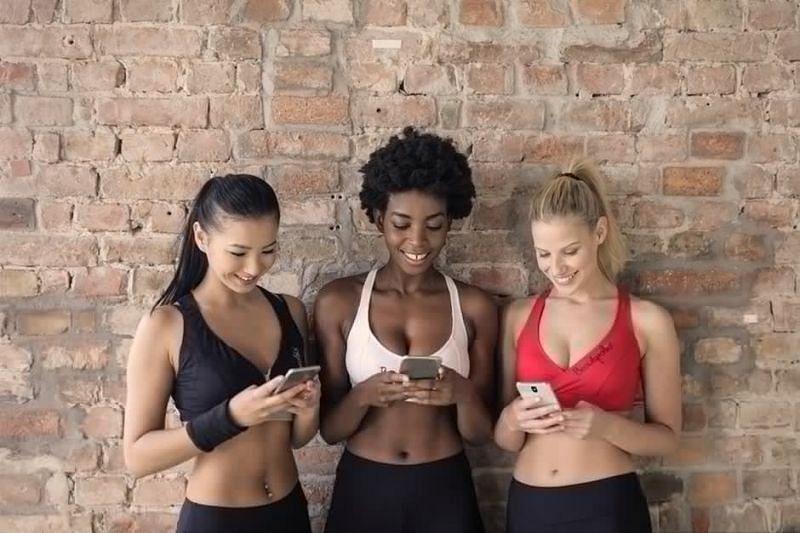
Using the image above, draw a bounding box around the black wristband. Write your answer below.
[186,398,247,452]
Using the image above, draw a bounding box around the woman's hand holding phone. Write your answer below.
[228,376,308,427]
[404,366,464,406]
[502,394,564,435]
[285,379,321,416]
[355,371,411,408]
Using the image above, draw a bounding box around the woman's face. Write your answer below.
[377,190,449,276]
[194,214,279,294]
[530,215,607,294]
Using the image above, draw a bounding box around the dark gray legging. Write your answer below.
[176,482,311,533]
[325,449,485,533]
[506,473,652,533]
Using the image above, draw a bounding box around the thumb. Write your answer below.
[576,400,594,409]
[261,375,284,395]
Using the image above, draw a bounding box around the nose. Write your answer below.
[408,224,428,248]
[552,254,566,273]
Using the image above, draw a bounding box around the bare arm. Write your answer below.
[494,299,528,452]
[452,286,497,445]
[284,295,319,449]
[123,308,201,478]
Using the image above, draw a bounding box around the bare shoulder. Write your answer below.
[314,272,368,319]
[630,295,675,333]
[130,305,183,368]
[502,295,536,326]
[452,279,497,316]
[280,294,308,327]
[136,305,181,339]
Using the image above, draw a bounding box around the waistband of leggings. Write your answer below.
[511,471,641,494]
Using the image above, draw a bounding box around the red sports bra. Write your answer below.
[515,287,642,411]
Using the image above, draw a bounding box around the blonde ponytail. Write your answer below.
[529,159,627,280]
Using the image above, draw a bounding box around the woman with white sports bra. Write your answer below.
[315,127,498,533]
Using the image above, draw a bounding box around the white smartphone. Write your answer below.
[274,365,320,394]
[516,381,561,409]
[399,356,441,380]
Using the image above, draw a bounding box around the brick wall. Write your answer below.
[1,0,799,531]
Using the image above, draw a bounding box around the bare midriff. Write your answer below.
[514,432,634,487]
[185,421,297,506]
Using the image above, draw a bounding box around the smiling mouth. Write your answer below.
[552,272,577,284]
[235,274,257,283]
[401,250,429,263]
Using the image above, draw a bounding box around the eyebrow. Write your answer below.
[389,211,446,220]
[228,240,277,250]
[535,241,581,252]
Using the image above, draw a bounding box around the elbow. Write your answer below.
[319,424,342,446]
[123,442,155,479]
[663,428,681,456]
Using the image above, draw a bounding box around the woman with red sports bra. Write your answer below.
[495,160,682,533]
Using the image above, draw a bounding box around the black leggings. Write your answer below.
[324,449,485,533]
[506,473,652,533]
[176,482,311,533]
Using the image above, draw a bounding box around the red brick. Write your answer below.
[42,340,110,370]
[17,310,70,335]
[684,0,742,30]
[694,337,741,364]
[517,0,570,26]
[132,477,186,506]
[240,0,291,22]
[101,166,202,200]
[634,270,739,296]
[302,0,354,23]
[63,130,117,162]
[668,231,712,258]
[686,65,736,95]
[71,61,124,91]
[38,201,73,231]
[447,232,524,263]
[753,334,800,369]
[176,130,230,162]
[208,28,261,60]
[587,134,635,163]
[572,0,625,24]
[690,132,744,160]
[0,475,43,505]
[97,97,208,127]
[747,134,796,163]
[269,163,338,195]
[120,131,175,162]
[0,198,34,230]
[632,201,684,229]
[33,132,59,162]
[776,31,800,61]
[688,472,737,506]
[472,133,524,162]
[0,26,93,59]
[742,63,792,94]
[104,235,176,264]
[749,1,797,30]
[132,267,172,297]
[131,201,185,233]
[363,0,406,26]
[119,0,172,21]
[81,406,123,439]
[665,33,766,61]
[438,38,541,64]
[460,0,503,26]
[274,62,333,94]
[15,96,73,126]
[753,266,795,296]
[523,135,583,163]
[404,64,458,95]
[95,26,202,57]
[0,129,33,160]
[459,265,527,297]
[629,64,680,95]
[355,96,436,127]
[465,98,545,129]
[348,63,397,93]
[73,267,128,297]
[464,63,512,95]
[126,59,180,93]
[74,477,127,506]
[576,63,624,95]
[0,409,61,438]
[521,65,566,97]
[741,199,796,228]
[0,62,35,91]
[186,62,235,94]
[724,233,769,261]
[105,511,176,533]
[1,234,97,266]
[663,167,724,196]
[276,29,331,57]
[209,95,263,128]
[560,100,629,132]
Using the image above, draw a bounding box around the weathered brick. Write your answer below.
[465,98,545,130]
[559,100,629,132]
[776,31,800,61]
[742,63,792,94]
[272,96,348,125]
[132,267,172,297]
[684,0,742,30]
[687,472,737,506]
[724,233,769,261]
[74,477,127,506]
[694,338,741,365]
[97,97,207,127]
[210,95,263,128]
[0,234,97,266]
[95,26,203,57]
[686,65,736,96]
[126,60,180,93]
[362,0,406,26]
[752,334,800,369]
[460,0,503,26]
[561,30,661,64]
[743,469,792,498]
[176,130,230,162]
[0,198,35,230]
[0,270,39,298]
[663,167,724,196]
[747,134,796,164]
[240,0,291,22]
[37,165,97,197]
[208,28,261,60]
[101,165,205,200]
[17,310,70,336]
[119,0,173,21]
[302,0,354,23]
[732,165,773,199]
[665,33,767,62]
[0,26,93,59]
[81,406,123,439]
[276,29,332,57]
[186,62,235,94]
[749,1,797,30]
[179,0,234,23]
[33,132,60,163]
[629,64,680,95]
[73,267,128,297]
[0,409,61,439]
[274,62,333,94]
[576,63,624,95]
[104,235,177,264]
[404,64,458,95]
[0,62,36,91]
[586,134,635,163]
[348,63,397,93]
[0,475,43,505]
[63,130,118,161]
[741,199,796,228]
[572,0,625,24]
[120,131,175,162]
[42,340,110,370]
[0,129,33,160]
[65,0,112,22]
[465,63,512,95]
[516,0,570,26]
[131,201,186,233]
[634,270,739,296]
[15,96,73,126]
[690,132,745,160]
[269,163,339,195]
[740,400,794,428]
[523,135,584,164]
[355,96,436,127]
[71,61,125,91]
[38,201,73,231]
[668,231,712,258]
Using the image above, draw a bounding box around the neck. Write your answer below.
[378,262,440,295]
[550,270,615,303]
[193,274,255,308]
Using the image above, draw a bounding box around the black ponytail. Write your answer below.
[152,174,280,312]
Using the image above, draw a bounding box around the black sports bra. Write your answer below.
[171,288,304,422]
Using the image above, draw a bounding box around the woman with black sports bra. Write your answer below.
[496,161,682,532]
[123,174,319,533]
[315,127,498,533]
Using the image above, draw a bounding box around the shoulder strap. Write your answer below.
[260,288,305,374]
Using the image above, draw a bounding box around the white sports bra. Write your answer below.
[345,269,471,386]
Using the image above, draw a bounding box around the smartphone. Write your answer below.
[516,381,561,409]
[274,365,320,394]
[399,356,441,380]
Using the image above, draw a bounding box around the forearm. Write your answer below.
[602,413,679,456]
[493,407,526,452]
[320,390,370,444]
[455,390,493,445]
[291,409,320,449]
[125,427,201,478]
